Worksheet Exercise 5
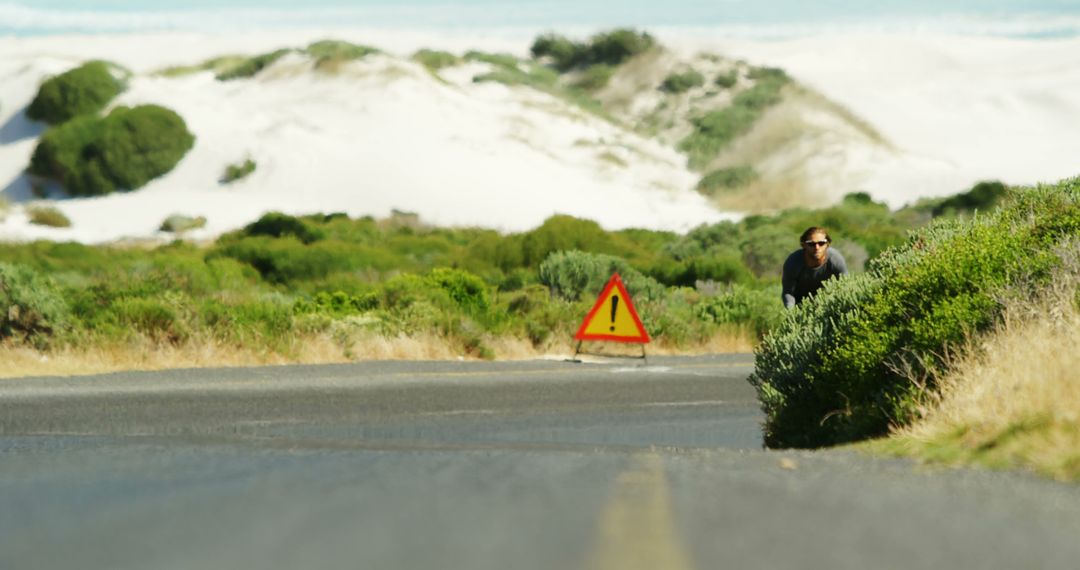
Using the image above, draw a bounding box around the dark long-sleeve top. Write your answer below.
[781,248,848,308]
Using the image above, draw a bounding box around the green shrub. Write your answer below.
[538,249,665,303]
[530,33,584,71]
[159,214,206,233]
[574,64,615,91]
[465,51,522,68]
[222,158,256,183]
[678,68,790,170]
[519,215,615,268]
[714,69,738,88]
[242,212,325,244]
[28,104,195,197]
[696,284,784,337]
[217,49,293,81]
[931,180,1009,217]
[111,296,189,343]
[696,166,758,194]
[412,49,460,72]
[27,60,128,125]
[749,179,1080,448]
[201,296,295,347]
[305,40,378,70]
[585,29,656,67]
[530,28,654,72]
[678,106,758,170]
[27,205,71,228]
[0,262,70,343]
[294,290,379,317]
[661,70,705,93]
[426,267,491,313]
[210,237,349,284]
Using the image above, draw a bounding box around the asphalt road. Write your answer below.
[2,354,1080,570]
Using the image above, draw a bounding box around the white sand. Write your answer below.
[666,31,1080,206]
[1,29,1079,244]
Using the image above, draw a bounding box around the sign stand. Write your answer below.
[568,273,650,364]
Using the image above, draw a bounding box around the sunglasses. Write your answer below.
[803,240,829,247]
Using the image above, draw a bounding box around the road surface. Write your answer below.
[2,354,1079,569]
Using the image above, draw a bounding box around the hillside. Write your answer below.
[0,31,898,244]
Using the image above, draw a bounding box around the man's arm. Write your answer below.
[829,249,849,277]
[781,256,798,309]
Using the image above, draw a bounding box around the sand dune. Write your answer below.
[1,29,1077,243]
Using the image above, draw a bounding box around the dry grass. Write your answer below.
[0,330,754,380]
[871,276,1080,481]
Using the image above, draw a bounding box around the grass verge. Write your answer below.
[861,263,1080,482]
[0,329,754,379]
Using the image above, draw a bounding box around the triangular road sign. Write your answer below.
[574,273,650,344]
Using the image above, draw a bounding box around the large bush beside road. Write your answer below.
[750,177,1080,448]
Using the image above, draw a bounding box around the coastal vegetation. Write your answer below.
[0,178,1011,377]
[680,66,791,170]
[26,205,71,228]
[27,60,129,125]
[28,104,195,197]
[660,70,706,94]
[222,158,257,184]
[750,176,1080,450]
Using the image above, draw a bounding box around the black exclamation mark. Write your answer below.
[610,296,619,332]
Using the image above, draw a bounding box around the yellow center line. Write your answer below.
[583,453,696,570]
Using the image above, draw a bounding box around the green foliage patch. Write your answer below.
[412,49,461,73]
[749,178,1080,448]
[678,67,791,170]
[696,166,758,195]
[27,60,128,125]
[661,70,705,94]
[0,262,70,345]
[222,158,256,184]
[27,205,71,228]
[28,104,195,197]
[530,28,656,72]
[305,40,379,70]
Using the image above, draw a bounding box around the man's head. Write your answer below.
[800,226,831,265]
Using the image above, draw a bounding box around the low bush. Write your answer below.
[931,180,1008,217]
[241,212,325,244]
[412,49,460,73]
[538,249,665,303]
[530,33,584,71]
[530,28,655,72]
[217,49,293,81]
[305,40,378,70]
[661,70,705,94]
[28,104,195,197]
[222,158,256,183]
[27,205,71,228]
[696,284,784,338]
[0,262,70,344]
[159,214,207,233]
[27,60,128,125]
[210,237,351,284]
[426,267,491,314]
[714,69,738,88]
[573,64,615,91]
[749,178,1080,448]
[294,290,379,318]
[696,166,758,195]
[678,68,790,170]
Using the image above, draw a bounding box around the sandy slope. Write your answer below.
[1,29,1078,244]
[673,32,1080,205]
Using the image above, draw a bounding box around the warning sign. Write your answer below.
[574,273,650,344]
